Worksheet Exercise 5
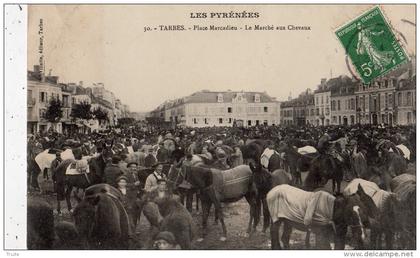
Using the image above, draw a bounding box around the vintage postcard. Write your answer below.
[3,3,417,255]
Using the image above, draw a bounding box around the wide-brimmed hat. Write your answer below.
[152,161,167,168]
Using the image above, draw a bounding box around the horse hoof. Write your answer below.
[219,237,227,242]
[196,238,204,242]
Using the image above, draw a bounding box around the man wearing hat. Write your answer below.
[153,231,180,250]
[104,155,123,187]
[144,162,166,193]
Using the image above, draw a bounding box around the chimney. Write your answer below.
[79,81,84,87]
[321,78,327,85]
[34,65,40,73]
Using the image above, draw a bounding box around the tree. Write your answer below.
[70,101,92,120]
[44,98,63,123]
[92,107,109,124]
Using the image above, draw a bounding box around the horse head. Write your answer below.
[249,162,272,192]
[72,196,98,249]
[333,192,375,249]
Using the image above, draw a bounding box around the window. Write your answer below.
[407,92,412,106]
[254,94,261,102]
[39,92,47,102]
[248,120,252,126]
[263,120,268,125]
[407,112,412,123]
[264,106,268,112]
[398,92,402,106]
[228,118,232,123]
[337,100,341,111]
[217,93,223,103]
[388,94,393,107]
[350,99,355,110]
[331,100,336,111]
[321,96,324,104]
[193,118,197,124]
[255,120,260,126]
[227,107,232,113]
[219,118,223,124]
[204,118,208,124]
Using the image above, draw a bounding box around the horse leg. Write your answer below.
[65,186,73,212]
[197,199,211,241]
[215,202,227,241]
[195,191,200,212]
[370,228,379,249]
[56,195,61,215]
[262,199,270,233]
[332,179,336,194]
[305,231,311,249]
[245,192,258,234]
[385,230,393,250]
[270,220,282,250]
[334,224,347,250]
[281,221,292,249]
[186,191,193,213]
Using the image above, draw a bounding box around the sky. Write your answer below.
[28,5,415,112]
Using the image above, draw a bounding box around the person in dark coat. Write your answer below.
[104,155,123,187]
[50,151,63,192]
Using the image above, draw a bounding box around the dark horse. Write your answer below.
[249,163,292,233]
[391,174,416,249]
[27,197,55,249]
[174,164,259,241]
[269,184,379,250]
[72,184,131,249]
[303,154,344,194]
[277,141,314,185]
[55,148,110,213]
[344,179,401,249]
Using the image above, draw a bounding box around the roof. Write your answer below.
[185,90,277,104]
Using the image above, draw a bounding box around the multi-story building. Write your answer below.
[150,90,280,127]
[27,66,63,134]
[330,76,358,126]
[314,78,331,126]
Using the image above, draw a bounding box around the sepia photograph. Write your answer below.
[3,3,418,253]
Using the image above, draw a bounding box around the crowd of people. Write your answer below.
[27,122,416,249]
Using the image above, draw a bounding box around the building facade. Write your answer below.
[314,79,331,126]
[330,76,358,126]
[27,66,63,134]
[150,90,280,127]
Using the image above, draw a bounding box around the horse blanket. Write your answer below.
[343,179,390,212]
[297,146,317,155]
[260,148,279,169]
[65,159,90,175]
[395,144,410,160]
[211,165,252,199]
[267,184,335,226]
[391,174,416,201]
[35,149,75,171]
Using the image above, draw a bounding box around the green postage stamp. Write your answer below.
[335,6,408,84]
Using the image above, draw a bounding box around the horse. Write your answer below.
[391,174,416,249]
[303,153,344,194]
[268,184,379,250]
[54,150,107,213]
[177,164,258,241]
[27,197,55,249]
[72,184,131,249]
[145,192,195,249]
[249,163,292,232]
[277,141,315,185]
[377,141,407,178]
[343,179,401,249]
